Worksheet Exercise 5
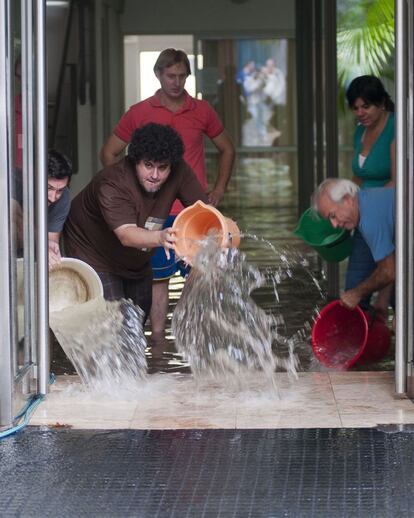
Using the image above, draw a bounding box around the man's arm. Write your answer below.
[48,231,61,269]
[113,224,176,259]
[340,252,395,310]
[99,134,128,167]
[208,130,235,207]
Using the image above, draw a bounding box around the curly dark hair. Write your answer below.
[346,75,394,112]
[48,149,73,180]
[128,123,184,166]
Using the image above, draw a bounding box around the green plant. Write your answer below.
[337,0,394,87]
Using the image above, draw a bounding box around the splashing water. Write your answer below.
[49,297,147,391]
[172,235,303,389]
[244,232,324,298]
[49,230,325,393]
[239,232,327,369]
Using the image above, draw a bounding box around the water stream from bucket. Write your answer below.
[171,232,325,389]
[49,297,147,391]
[244,232,326,371]
[49,231,325,392]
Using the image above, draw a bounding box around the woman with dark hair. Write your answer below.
[346,75,395,188]
[345,75,395,317]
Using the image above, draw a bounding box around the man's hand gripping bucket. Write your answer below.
[172,200,241,264]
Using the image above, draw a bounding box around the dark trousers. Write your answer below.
[96,271,152,322]
[345,229,395,309]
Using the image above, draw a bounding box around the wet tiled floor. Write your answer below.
[30,371,414,430]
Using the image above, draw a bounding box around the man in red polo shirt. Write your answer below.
[100,48,235,345]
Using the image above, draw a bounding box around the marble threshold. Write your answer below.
[29,371,414,430]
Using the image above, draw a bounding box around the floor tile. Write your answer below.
[28,371,414,430]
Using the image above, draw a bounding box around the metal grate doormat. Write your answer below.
[1,427,413,517]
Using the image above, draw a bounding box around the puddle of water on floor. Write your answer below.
[56,372,292,408]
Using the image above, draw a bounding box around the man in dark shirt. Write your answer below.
[64,123,208,319]
[13,149,72,268]
[47,150,73,268]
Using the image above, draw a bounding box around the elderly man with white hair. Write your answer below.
[312,178,395,312]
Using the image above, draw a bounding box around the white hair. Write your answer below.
[311,178,359,211]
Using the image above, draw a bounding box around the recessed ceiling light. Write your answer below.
[46,1,69,7]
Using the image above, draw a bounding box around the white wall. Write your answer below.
[121,0,295,37]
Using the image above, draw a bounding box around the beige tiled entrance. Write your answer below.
[30,371,414,430]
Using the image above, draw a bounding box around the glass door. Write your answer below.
[0,0,48,429]
[194,36,297,215]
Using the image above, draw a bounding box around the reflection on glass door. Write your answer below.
[236,40,287,147]
[195,37,297,211]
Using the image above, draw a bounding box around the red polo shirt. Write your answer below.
[114,90,224,215]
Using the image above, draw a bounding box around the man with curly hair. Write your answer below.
[99,48,235,343]
[64,123,208,319]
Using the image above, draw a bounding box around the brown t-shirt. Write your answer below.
[64,158,208,279]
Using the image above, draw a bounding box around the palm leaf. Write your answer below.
[337,0,394,88]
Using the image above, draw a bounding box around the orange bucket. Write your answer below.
[172,200,241,264]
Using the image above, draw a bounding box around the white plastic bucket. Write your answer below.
[48,257,103,313]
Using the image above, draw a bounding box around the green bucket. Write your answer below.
[293,208,353,262]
